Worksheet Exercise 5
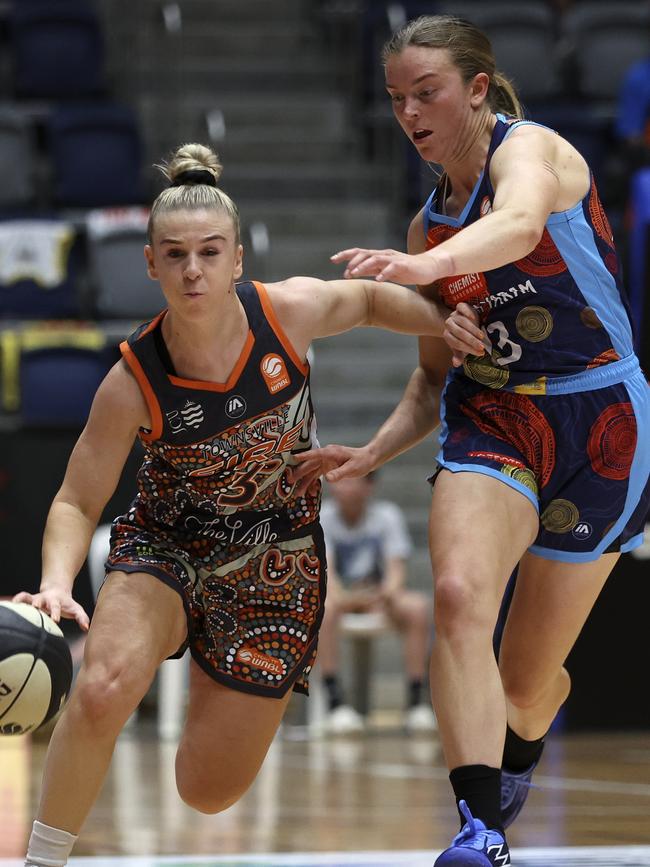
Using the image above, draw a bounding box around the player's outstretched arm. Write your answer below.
[292,210,454,493]
[331,126,563,286]
[266,274,485,360]
[13,362,148,628]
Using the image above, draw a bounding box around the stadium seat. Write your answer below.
[0,325,116,426]
[48,105,143,208]
[436,2,559,101]
[0,218,82,319]
[563,3,650,101]
[0,109,37,208]
[86,207,163,320]
[10,0,105,99]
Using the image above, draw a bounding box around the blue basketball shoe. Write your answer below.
[434,800,511,865]
[500,754,541,828]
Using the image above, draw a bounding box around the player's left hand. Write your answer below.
[444,302,488,367]
[331,247,442,285]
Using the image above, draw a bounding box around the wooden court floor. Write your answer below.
[2,724,650,865]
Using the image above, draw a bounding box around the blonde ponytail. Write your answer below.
[148,142,240,243]
[490,71,523,119]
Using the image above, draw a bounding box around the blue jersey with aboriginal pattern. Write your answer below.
[117,280,320,567]
[424,114,636,394]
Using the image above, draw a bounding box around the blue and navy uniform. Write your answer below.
[106,281,325,696]
[427,114,650,561]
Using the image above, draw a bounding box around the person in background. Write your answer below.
[318,473,436,734]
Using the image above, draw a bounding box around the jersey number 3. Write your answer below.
[486,320,522,366]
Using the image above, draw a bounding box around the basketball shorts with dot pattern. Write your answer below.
[105,521,326,697]
[435,367,650,562]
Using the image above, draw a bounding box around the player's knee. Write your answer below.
[176,764,250,814]
[433,573,492,638]
[410,593,432,626]
[501,670,542,710]
[177,784,246,815]
[502,665,571,712]
[73,661,152,730]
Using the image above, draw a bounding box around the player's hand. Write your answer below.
[331,247,442,285]
[12,588,90,631]
[343,588,378,610]
[290,444,377,495]
[444,302,488,367]
[378,584,400,605]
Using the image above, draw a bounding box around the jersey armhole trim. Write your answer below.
[253,280,309,376]
[120,339,163,442]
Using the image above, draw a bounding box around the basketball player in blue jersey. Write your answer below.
[293,15,650,867]
[12,143,485,867]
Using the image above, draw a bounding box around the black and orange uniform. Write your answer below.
[106,281,325,697]
[426,114,650,562]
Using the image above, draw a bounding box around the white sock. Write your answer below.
[25,821,78,867]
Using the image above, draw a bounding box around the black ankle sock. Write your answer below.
[407,678,423,709]
[323,675,343,711]
[503,725,545,772]
[449,764,503,833]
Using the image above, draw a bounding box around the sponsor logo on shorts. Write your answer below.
[225,395,247,418]
[236,647,286,677]
[572,521,593,540]
[260,353,291,394]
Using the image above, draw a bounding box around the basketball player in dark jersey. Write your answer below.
[13,143,485,867]
[292,16,650,867]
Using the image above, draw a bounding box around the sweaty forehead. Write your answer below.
[152,208,235,243]
[385,45,455,85]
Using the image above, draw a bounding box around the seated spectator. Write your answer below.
[318,473,436,734]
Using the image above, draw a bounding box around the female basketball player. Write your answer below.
[292,15,650,866]
[12,142,485,867]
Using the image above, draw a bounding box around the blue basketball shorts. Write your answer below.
[435,365,650,562]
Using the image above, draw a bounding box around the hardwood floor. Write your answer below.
[1,723,649,864]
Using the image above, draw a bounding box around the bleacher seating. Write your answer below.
[0,323,116,426]
[563,2,650,101]
[48,104,143,208]
[86,207,163,320]
[0,218,82,319]
[0,108,38,208]
[10,0,106,99]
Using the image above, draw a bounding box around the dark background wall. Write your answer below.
[0,427,143,620]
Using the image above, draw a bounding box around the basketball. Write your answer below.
[0,601,73,736]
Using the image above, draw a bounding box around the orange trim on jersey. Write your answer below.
[168,328,255,392]
[253,280,309,376]
[119,340,163,443]
[138,309,167,339]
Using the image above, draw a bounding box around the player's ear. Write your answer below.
[144,245,157,280]
[233,243,243,280]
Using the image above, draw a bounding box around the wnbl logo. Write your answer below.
[572,521,592,540]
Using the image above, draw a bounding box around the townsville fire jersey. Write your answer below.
[425,113,637,394]
[116,280,320,567]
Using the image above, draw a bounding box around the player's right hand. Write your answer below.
[12,588,90,631]
[290,444,377,495]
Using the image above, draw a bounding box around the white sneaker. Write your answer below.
[404,704,438,733]
[324,704,365,735]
